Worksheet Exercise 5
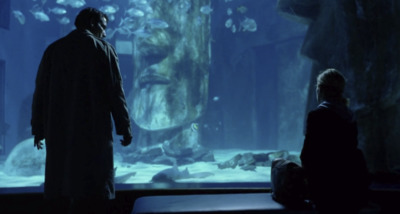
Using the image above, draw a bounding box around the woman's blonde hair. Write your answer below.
[317,68,348,104]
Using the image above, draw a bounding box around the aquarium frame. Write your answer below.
[0,60,5,156]
[0,182,271,195]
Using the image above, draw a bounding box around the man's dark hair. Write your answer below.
[74,7,108,31]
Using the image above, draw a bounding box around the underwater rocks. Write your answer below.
[124,143,215,166]
[217,150,300,171]
[4,138,46,176]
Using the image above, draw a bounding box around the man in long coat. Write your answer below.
[31,7,132,213]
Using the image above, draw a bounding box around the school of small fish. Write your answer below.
[11,0,257,37]
[224,4,257,33]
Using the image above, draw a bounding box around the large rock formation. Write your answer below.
[127,0,212,163]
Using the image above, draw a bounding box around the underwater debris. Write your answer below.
[218,150,295,171]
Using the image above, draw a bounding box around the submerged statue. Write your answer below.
[128,0,212,164]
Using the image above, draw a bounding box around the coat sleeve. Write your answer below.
[31,47,51,138]
[107,45,132,136]
[300,111,323,170]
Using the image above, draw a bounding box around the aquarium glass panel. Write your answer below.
[0,0,311,192]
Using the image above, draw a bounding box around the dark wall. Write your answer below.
[0,0,10,30]
[278,0,400,174]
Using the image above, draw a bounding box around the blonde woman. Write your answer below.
[300,69,370,214]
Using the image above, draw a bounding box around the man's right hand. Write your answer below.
[120,134,132,146]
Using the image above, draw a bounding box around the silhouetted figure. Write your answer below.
[31,7,132,214]
[300,68,370,214]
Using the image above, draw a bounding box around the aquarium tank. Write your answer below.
[0,0,313,192]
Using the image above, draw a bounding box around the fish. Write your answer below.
[200,5,213,15]
[69,0,85,8]
[58,17,70,25]
[129,0,148,5]
[114,167,136,183]
[226,8,233,16]
[114,27,133,38]
[147,19,169,29]
[48,7,67,15]
[195,16,203,26]
[231,24,237,33]
[151,165,214,183]
[12,10,25,25]
[125,8,144,17]
[56,0,67,7]
[177,0,191,13]
[132,27,152,38]
[33,0,48,5]
[239,17,257,32]
[119,17,137,30]
[100,4,119,14]
[191,123,199,132]
[108,14,115,22]
[30,5,50,22]
[136,4,153,14]
[56,0,85,8]
[237,6,248,14]
[31,11,50,22]
[225,18,233,28]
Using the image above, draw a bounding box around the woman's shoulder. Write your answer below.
[308,107,331,118]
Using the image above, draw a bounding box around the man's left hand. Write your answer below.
[34,135,44,150]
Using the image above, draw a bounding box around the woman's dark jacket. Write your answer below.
[300,101,369,208]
